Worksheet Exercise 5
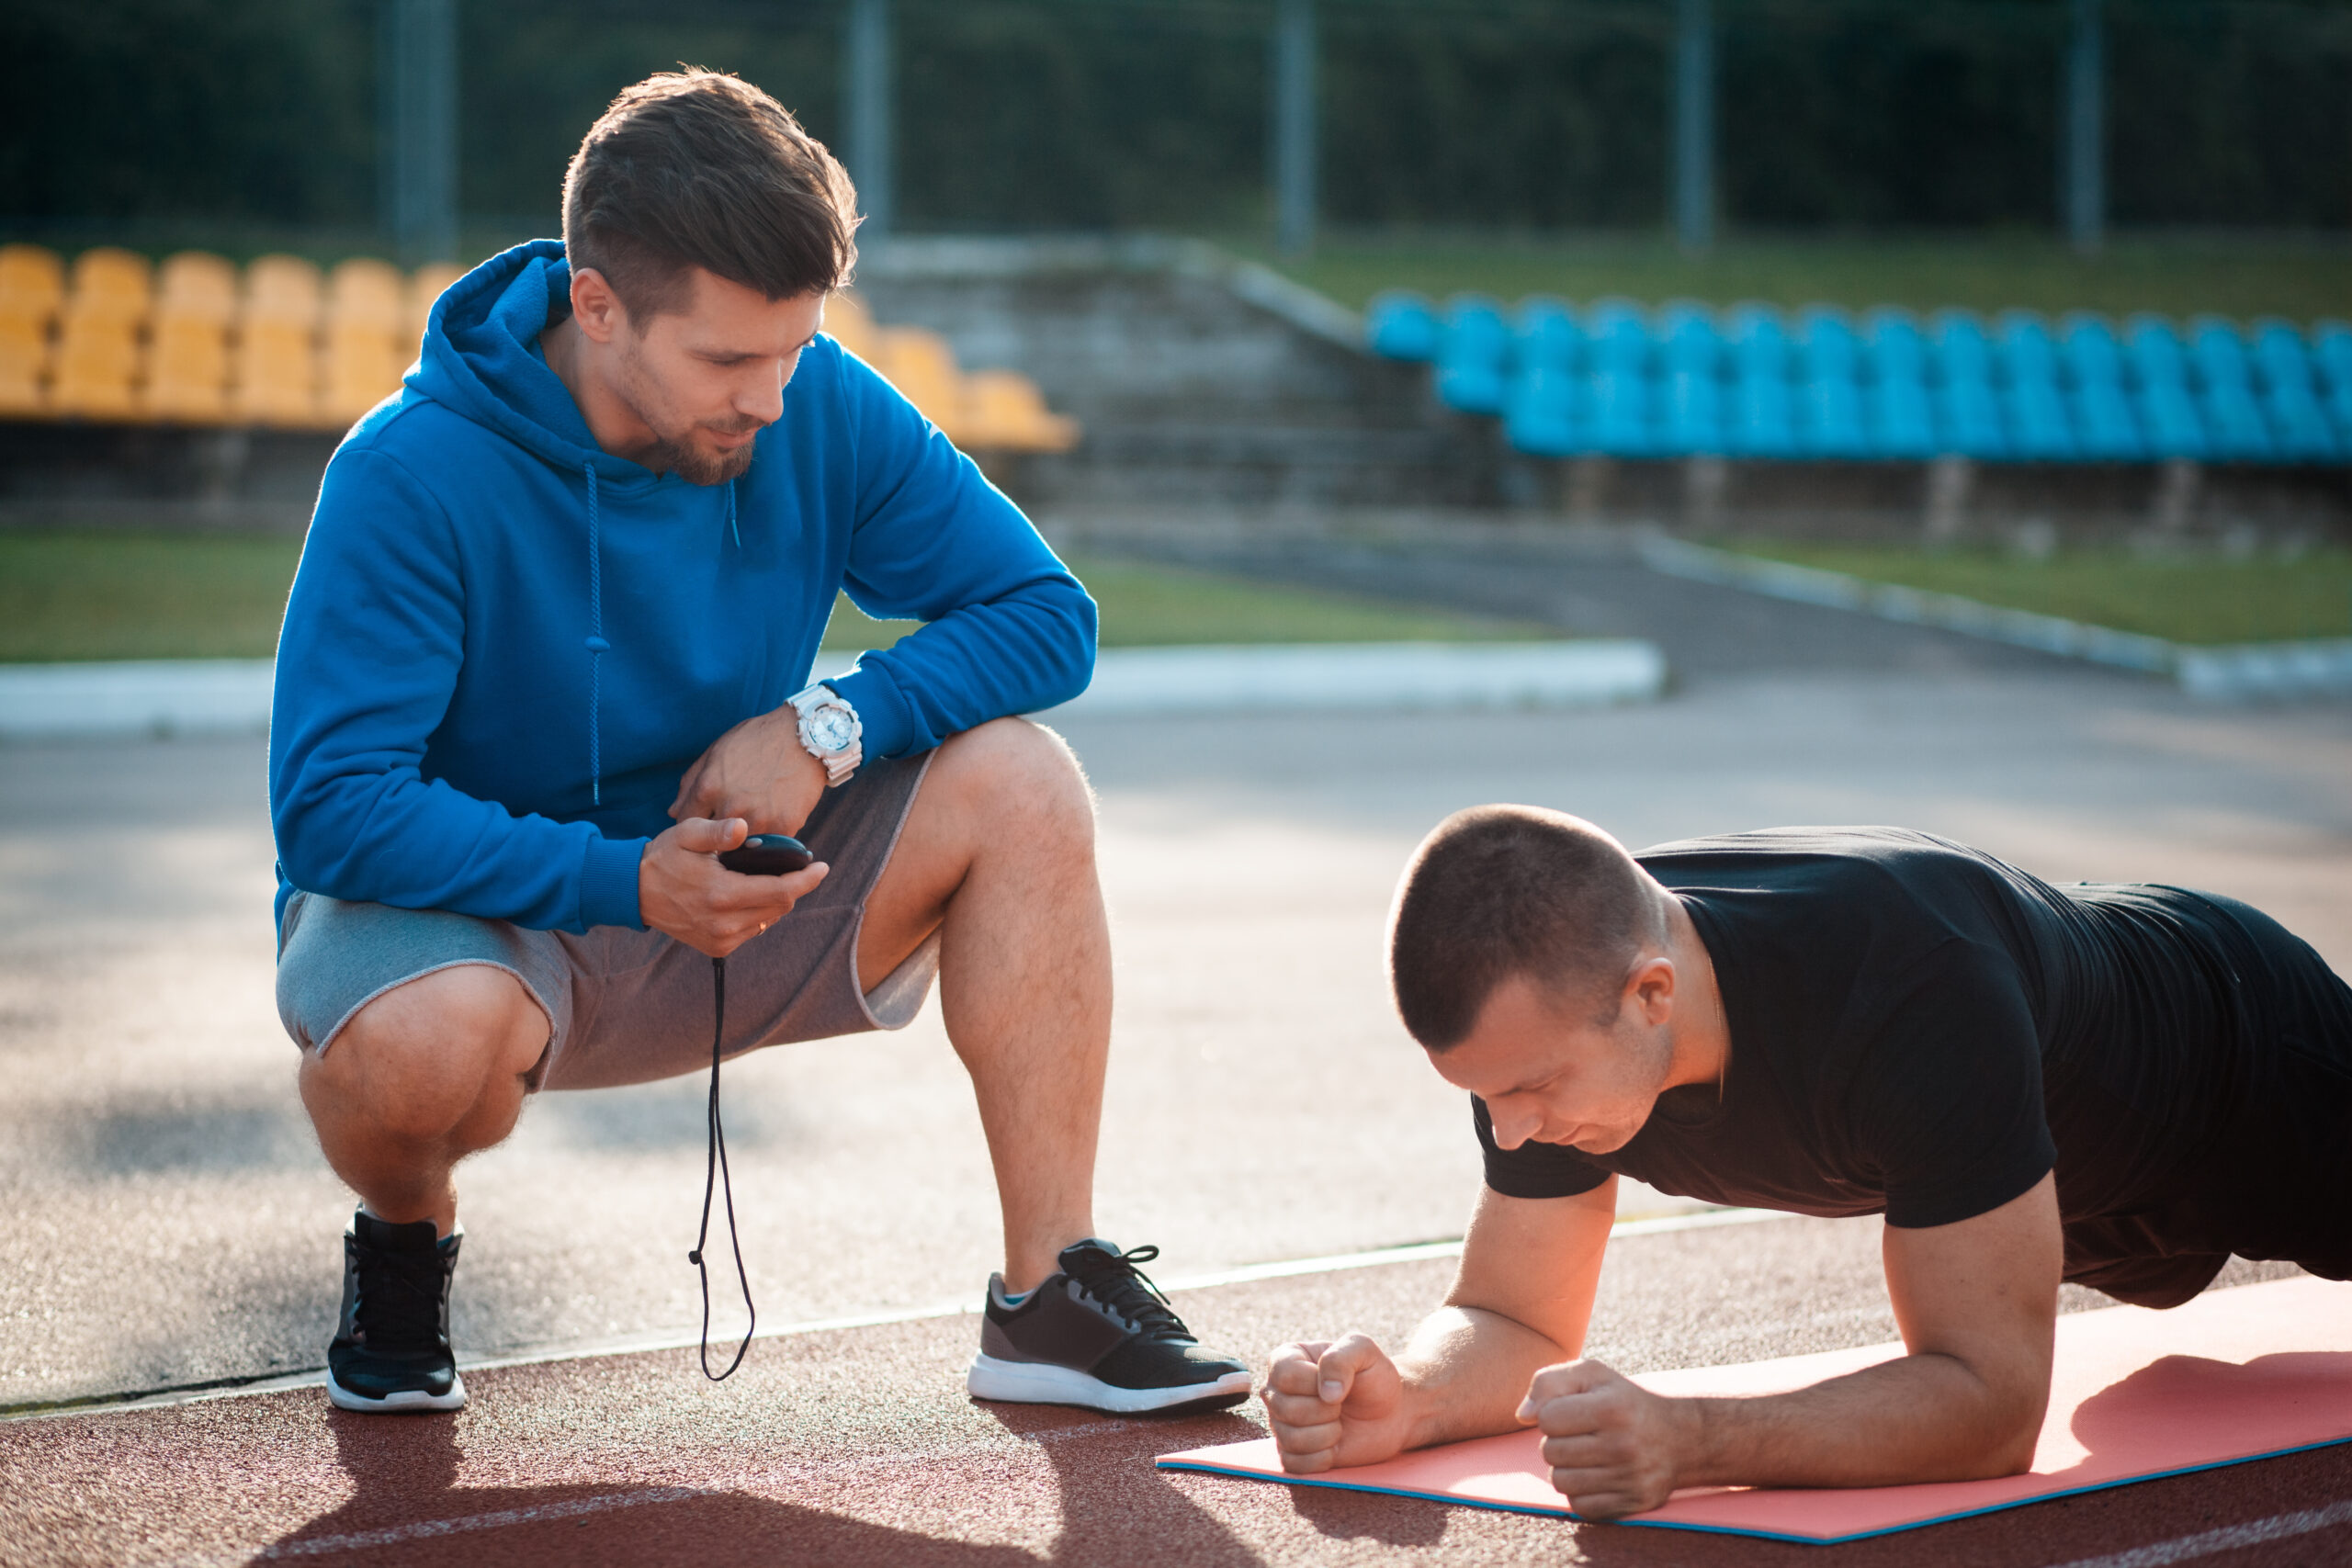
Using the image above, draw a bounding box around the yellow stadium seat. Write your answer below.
[961,369,1080,454]
[50,304,142,419]
[141,253,238,423]
[874,326,967,440]
[67,247,152,315]
[156,252,237,318]
[321,258,412,422]
[822,290,880,361]
[0,310,49,415]
[232,254,323,427]
[0,243,65,319]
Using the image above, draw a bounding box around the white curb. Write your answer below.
[1048,640,1667,716]
[0,659,276,739]
[0,642,1668,739]
[1638,536,2352,701]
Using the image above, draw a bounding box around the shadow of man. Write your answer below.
[247,1408,1047,1567]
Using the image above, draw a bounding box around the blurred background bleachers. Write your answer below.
[1370,289,2352,468]
[0,241,1076,453]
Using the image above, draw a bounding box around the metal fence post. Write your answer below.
[1272,0,1317,257]
[843,0,895,243]
[1673,0,1715,254]
[379,0,458,265]
[2064,0,2105,254]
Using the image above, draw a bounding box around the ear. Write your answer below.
[1625,954,1676,1026]
[569,265,630,345]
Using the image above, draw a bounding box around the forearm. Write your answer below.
[1396,1306,1577,1451]
[1679,1351,2045,1491]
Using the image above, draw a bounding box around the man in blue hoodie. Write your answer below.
[270,71,1249,1417]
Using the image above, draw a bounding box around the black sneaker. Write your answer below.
[967,1239,1250,1415]
[325,1210,467,1413]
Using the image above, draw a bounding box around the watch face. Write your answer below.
[808,707,856,753]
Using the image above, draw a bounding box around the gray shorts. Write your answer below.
[275,751,938,1092]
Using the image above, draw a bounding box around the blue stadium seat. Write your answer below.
[2121,315,2206,458]
[1863,308,1928,384]
[1871,377,1939,459]
[1793,307,1868,457]
[1585,367,1654,457]
[2134,378,2210,459]
[1657,299,1722,376]
[1365,289,1441,362]
[1928,312,2005,457]
[1725,301,1791,379]
[1660,367,1724,456]
[1863,310,1936,457]
[1930,309,1996,386]
[1434,294,1511,416]
[1934,377,2008,458]
[1996,311,2077,459]
[1801,373,1871,458]
[2187,316,2275,460]
[2124,314,2190,390]
[1503,364,1582,457]
[2314,320,2352,446]
[2249,318,2343,462]
[1582,297,1652,376]
[1996,310,2064,388]
[1513,296,1580,375]
[1730,371,1797,459]
[2056,314,2143,460]
[2058,312,2126,389]
[1796,304,1861,381]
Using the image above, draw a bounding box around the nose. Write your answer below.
[1487,1100,1543,1151]
[741,352,797,425]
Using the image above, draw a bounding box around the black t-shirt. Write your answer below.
[1475,828,2308,1250]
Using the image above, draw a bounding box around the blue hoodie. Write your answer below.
[270,240,1096,935]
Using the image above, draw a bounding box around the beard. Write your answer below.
[609,336,763,485]
[639,424,758,486]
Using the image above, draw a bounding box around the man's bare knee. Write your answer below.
[939,717,1095,842]
[311,964,545,1140]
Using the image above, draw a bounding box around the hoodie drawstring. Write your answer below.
[582,461,607,807]
[727,479,741,550]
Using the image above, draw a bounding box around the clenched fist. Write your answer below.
[1519,1359,1697,1519]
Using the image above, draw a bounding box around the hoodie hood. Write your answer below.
[408,239,658,489]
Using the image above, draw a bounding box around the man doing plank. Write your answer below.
[1264,808,2350,1517]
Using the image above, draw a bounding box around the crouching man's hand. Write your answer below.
[1262,1335,1416,1474]
[1520,1359,1696,1519]
[640,817,830,958]
[669,706,827,838]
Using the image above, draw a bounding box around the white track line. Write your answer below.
[2039,1495,2352,1568]
[11,1207,1786,1422]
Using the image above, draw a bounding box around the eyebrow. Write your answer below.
[698,331,820,363]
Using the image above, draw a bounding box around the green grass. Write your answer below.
[0,532,1540,663]
[1238,232,2352,323]
[1721,540,2352,646]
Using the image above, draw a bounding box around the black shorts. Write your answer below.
[2062,888,2352,1308]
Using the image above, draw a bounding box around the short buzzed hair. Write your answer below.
[561,70,859,321]
[1389,806,1666,1051]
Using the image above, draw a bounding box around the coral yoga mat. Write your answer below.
[1158,1276,2352,1543]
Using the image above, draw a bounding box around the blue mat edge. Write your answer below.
[1156,1433,2352,1545]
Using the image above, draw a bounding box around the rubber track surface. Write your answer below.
[6,1219,2340,1568]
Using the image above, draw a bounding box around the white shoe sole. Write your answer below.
[967,1353,1251,1414]
[326,1367,469,1413]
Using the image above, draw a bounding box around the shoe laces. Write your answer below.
[1064,1244,1189,1340]
[352,1244,448,1354]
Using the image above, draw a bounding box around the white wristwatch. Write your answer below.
[787,682,863,787]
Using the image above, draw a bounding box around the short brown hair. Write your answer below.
[561,70,859,320]
[1388,806,1666,1051]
